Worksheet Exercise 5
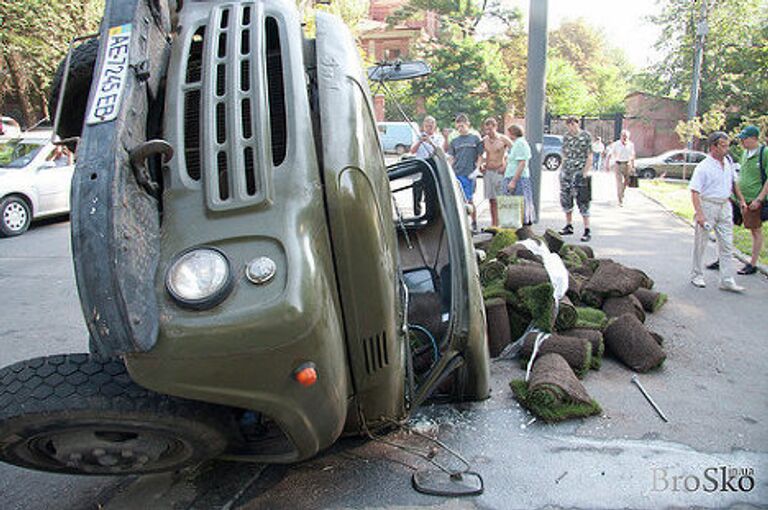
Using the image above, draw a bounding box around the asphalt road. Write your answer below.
[0,171,766,509]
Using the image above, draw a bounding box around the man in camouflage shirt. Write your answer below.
[559,117,593,242]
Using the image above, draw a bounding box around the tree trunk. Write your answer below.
[5,51,37,128]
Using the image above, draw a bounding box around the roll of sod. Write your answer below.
[602,294,646,323]
[633,288,668,313]
[509,353,602,422]
[515,226,535,241]
[575,306,608,330]
[505,265,550,291]
[555,295,578,331]
[485,298,512,358]
[499,244,543,264]
[603,314,666,372]
[582,259,647,298]
[508,307,531,343]
[579,245,595,259]
[486,229,518,260]
[543,229,565,254]
[480,260,507,287]
[560,328,605,369]
[518,283,557,332]
[519,332,592,377]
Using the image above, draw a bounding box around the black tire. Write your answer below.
[639,168,656,179]
[0,195,32,237]
[395,144,407,155]
[49,38,100,144]
[0,354,239,475]
[544,154,561,171]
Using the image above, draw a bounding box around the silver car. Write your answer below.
[0,131,75,237]
[634,149,707,180]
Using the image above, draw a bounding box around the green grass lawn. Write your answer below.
[639,180,768,266]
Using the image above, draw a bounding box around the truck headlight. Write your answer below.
[166,247,233,309]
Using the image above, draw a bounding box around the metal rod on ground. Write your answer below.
[631,374,669,422]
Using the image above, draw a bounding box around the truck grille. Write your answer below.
[179,3,287,210]
[363,331,389,374]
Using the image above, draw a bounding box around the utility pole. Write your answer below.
[685,0,708,178]
[688,0,708,121]
[525,0,548,222]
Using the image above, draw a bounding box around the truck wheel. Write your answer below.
[0,196,32,237]
[0,354,239,475]
[49,38,100,144]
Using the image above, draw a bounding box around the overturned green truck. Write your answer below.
[0,0,490,475]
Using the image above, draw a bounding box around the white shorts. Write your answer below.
[483,168,505,199]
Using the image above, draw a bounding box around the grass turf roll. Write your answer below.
[555,295,578,331]
[575,306,608,330]
[633,288,668,313]
[518,283,557,332]
[486,229,518,260]
[485,298,512,357]
[505,264,550,291]
[582,259,647,298]
[480,260,507,287]
[519,332,592,377]
[509,353,602,422]
[543,229,565,254]
[560,328,604,369]
[602,294,646,323]
[603,313,666,372]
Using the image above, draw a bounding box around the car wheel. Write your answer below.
[395,144,407,155]
[0,354,239,475]
[544,154,561,171]
[49,37,100,146]
[639,168,656,179]
[0,196,32,237]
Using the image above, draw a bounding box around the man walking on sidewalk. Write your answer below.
[607,130,636,206]
[734,125,768,275]
[689,131,747,292]
[559,117,593,242]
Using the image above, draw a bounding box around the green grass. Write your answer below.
[640,180,768,266]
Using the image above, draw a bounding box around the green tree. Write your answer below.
[545,56,590,115]
[640,0,768,119]
[0,0,104,126]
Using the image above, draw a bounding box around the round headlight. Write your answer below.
[166,247,233,309]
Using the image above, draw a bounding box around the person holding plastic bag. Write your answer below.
[502,124,536,225]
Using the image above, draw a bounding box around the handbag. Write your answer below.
[628,175,639,188]
[497,195,524,228]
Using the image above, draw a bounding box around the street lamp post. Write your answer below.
[525,0,548,223]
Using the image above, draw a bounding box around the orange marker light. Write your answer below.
[294,362,318,387]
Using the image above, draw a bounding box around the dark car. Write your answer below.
[542,134,563,171]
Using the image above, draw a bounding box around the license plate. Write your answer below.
[86,24,132,125]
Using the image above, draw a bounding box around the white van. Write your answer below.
[377,121,419,155]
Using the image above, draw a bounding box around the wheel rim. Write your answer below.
[545,157,559,170]
[3,201,28,232]
[21,424,198,475]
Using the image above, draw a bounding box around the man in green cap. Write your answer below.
[735,125,767,274]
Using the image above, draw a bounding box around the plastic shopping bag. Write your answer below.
[497,195,524,229]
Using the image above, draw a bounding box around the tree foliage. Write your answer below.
[0,0,104,126]
[640,0,768,119]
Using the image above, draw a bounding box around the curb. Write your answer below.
[639,189,768,277]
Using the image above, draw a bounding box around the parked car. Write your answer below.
[0,131,75,237]
[377,121,419,154]
[542,134,563,171]
[0,0,489,485]
[635,149,707,179]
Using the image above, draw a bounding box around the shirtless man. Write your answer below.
[481,117,513,226]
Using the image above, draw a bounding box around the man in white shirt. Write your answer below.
[688,131,747,292]
[591,136,605,171]
[607,130,636,206]
[410,116,444,216]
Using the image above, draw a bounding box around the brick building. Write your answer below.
[623,92,687,157]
